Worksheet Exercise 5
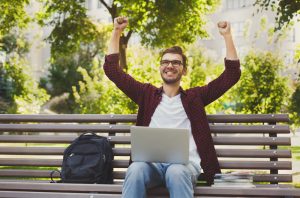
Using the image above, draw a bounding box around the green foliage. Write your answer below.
[295,44,300,62]
[250,16,294,47]
[73,63,137,114]
[255,0,300,31]
[37,0,100,57]
[114,0,220,47]
[235,50,289,114]
[42,23,111,102]
[186,44,236,114]
[290,44,300,127]
[0,0,48,114]
[126,46,161,87]
[0,33,49,113]
[46,55,86,96]
[73,45,162,114]
[290,82,300,127]
[37,0,220,68]
[0,0,30,35]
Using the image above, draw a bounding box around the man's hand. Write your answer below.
[217,21,231,37]
[114,16,128,32]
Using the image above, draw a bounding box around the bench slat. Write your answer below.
[211,125,289,134]
[0,147,291,158]
[0,191,121,198]
[0,158,291,169]
[113,172,293,183]
[0,170,292,182]
[216,149,291,158]
[213,137,290,145]
[207,114,290,123]
[0,147,131,156]
[0,135,291,145]
[0,124,131,132]
[0,114,137,123]
[0,182,123,193]
[0,182,299,196]
[0,114,289,123]
[220,161,291,170]
[0,158,129,168]
[0,135,130,144]
[0,124,290,134]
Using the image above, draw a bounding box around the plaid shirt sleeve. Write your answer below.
[198,58,241,106]
[103,53,147,105]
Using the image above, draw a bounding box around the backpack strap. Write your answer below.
[78,132,98,140]
[50,170,62,183]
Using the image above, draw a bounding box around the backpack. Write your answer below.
[51,133,113,184]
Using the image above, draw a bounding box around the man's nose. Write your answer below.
[166,62,174,68]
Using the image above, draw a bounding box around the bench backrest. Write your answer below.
[0,114,292,185]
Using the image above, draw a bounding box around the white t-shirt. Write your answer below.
[149,93,201,169]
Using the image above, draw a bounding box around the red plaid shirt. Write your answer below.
[104,53,241,185]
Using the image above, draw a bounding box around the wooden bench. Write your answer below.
[0,114,299,197]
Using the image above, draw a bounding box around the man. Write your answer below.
[104,16,241,198]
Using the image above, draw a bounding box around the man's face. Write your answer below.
[160,53,186,85]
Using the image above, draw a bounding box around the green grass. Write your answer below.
[0,166,60,181]
[279,146,300,160]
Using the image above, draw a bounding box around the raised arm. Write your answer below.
[198,21,241,106]
[108,17,128,55]
[218,21,238,60]
[104,17,148,105]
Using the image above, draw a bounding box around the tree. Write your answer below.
[0,33,49,113]
[0,0,30,36]
[235,50,289,114]
[38,0,220,69]
[255,0,300,31]
[36,0,100,57]
[0,0,50,113]
[72,45,159,114]
[290,81,300,127]
[289,43,300,127]
[39,23,111,112]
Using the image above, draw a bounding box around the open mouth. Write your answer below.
[164,69,177,75]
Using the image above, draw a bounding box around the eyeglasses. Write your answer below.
[160,60,183,67]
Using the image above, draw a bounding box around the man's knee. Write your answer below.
[165,164,194,198]
[165,164,191,184]
[165,164,190,179]
[125,162,150,180]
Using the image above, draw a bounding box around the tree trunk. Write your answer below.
[119,30,132,70]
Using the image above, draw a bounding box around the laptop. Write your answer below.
[130,126,189,164]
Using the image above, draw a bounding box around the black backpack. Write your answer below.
[51,133,113,184]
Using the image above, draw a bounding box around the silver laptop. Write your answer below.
[130,126,189,164]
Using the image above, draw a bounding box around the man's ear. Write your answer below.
[183,67,187,75]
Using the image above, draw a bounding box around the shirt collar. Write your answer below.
[156,86,187,96]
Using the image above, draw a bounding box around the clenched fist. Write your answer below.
[217,21,231,36]
[114,16,128,31]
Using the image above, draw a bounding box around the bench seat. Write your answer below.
[0,114,299,197]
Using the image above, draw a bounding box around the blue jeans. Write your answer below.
[122,162,201,198]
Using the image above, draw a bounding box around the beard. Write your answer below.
[160,69,183,84]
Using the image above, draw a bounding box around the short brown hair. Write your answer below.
[161,46,187,68]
